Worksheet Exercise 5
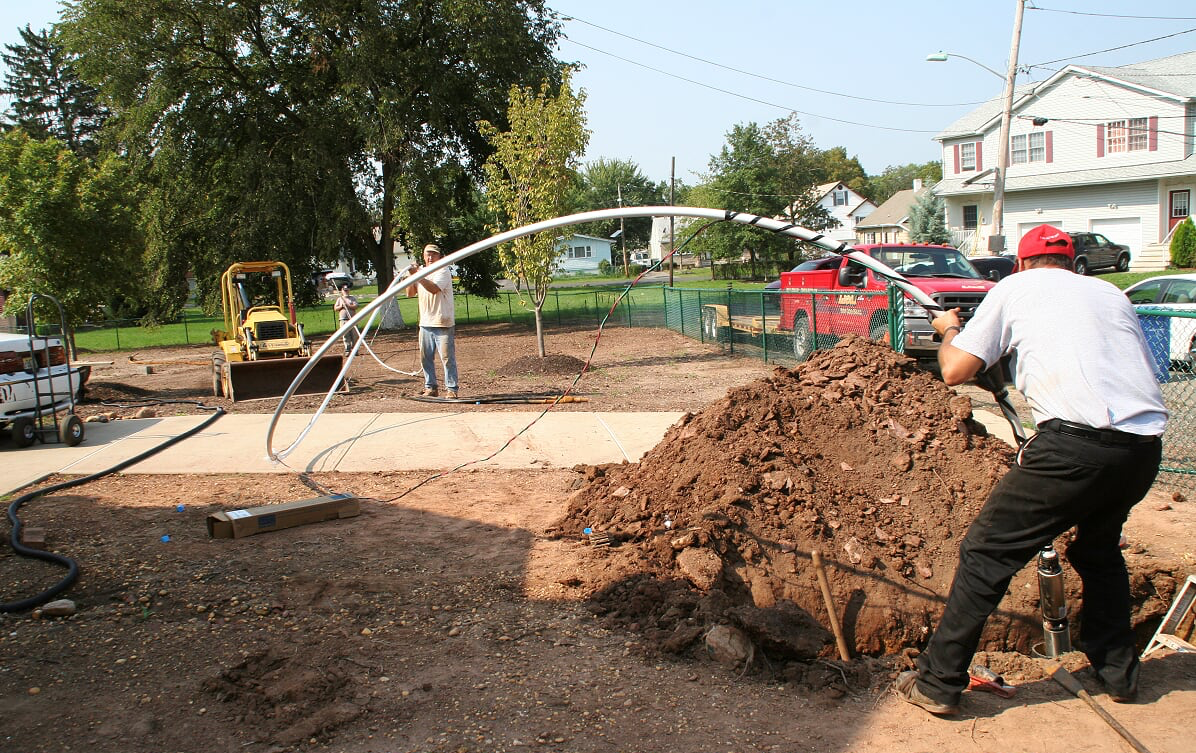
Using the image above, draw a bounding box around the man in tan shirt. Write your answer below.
[406,243,458,398]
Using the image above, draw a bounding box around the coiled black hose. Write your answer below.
[2,404,226,612]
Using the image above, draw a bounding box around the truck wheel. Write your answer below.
[1073,257,1089,275]
[793,316,815,362]
[1116,253,1130,272]
[12,417,36,448]
[59,414,84,446]
[211,353,226,397]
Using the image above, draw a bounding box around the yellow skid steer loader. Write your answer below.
[211,261,344,402]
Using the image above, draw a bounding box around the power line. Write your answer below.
[1025,24,1196,68]
[560,38,939,135]
[559,14,986,108]
[1028,5,1196,21]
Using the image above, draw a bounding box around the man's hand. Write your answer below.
[932,308,962,337]
[932,307,984,386]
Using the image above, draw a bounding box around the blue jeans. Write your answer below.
[419,326,458,391]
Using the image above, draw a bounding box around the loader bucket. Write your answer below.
[224,355,346,402]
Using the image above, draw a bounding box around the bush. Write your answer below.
[597,259,612,275]
[1170,217,1196,268]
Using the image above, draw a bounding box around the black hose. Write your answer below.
[2,404,226,613]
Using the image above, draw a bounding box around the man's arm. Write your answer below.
[932,310,985,386]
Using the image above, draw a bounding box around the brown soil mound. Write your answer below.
[556,335,1179,665]
[496,353,587,376]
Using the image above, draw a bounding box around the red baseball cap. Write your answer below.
[1018,224,1075,260]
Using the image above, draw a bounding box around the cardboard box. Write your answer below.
[206,494,360,539]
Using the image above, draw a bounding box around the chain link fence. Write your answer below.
[1136,308,1196,491]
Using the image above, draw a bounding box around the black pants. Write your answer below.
[916,426,1161,705]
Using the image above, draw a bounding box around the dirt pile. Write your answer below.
[558,335,1062,663]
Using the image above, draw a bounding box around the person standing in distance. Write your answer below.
[332,283,359,354]
[406,243,458,399]
[895,224,1167,715]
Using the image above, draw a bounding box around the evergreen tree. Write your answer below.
[908,190,950,245]
[1170,216,1196,268]
[0,25,106,157]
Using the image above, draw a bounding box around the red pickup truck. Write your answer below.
[778,244,995,360]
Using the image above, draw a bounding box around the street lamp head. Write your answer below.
[926,52,949,62]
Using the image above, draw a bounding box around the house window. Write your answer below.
[567,245,592,259]
[1107,118,1148,153]
[832,189,849,206]
[962,205,979,230]
[1011,132,1046,164]
[960,142,976,171]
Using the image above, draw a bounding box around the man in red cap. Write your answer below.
[895,224,1167,715]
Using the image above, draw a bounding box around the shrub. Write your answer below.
[597,259,612,275]
[1171,217,1196,268]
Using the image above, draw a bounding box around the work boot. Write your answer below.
[420,387,438,398]
[445,389,458,399]
[894,671,960,716]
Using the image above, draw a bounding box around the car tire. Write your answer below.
[1074,257,1089,275]
[1116,253,1130,273]
[793,315,815,362]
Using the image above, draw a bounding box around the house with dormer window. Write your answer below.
[933,50,1196,269]
[803,181,877,245]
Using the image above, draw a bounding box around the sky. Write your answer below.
[4,1,1196,185]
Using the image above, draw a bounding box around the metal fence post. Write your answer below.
[694,290,700,341]
[507,292,513,323]
[182,312,189,344]
[662,286,668,329]
[760,289,768,362]
[555,290,562,326]
[464,293,470,323]
[726,283,733,355]
[114,320,121,350]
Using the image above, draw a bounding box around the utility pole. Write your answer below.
[669,157,676,287]
[618,183,628,276]
[991,0,1025,251]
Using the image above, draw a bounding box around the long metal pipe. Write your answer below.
[264,206,952,462]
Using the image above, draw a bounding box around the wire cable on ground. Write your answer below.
[2,400,225,613]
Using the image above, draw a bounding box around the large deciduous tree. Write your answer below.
[60,0,561,319]
[0,130,141,329]
[482,70,588,357]
[0,25,107,157]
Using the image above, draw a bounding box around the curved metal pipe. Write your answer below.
[264,206,953,461]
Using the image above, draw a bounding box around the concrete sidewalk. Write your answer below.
[0,408,1022,497]
[0,412,686,496]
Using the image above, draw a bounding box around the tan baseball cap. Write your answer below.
[423,243,442,255]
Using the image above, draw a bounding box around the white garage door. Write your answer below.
[1017,221,1064,247]
[1090,217,1142,256]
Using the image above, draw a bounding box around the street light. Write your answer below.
[926,0,1024,252]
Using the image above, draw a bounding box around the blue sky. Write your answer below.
[4,1,1196,184]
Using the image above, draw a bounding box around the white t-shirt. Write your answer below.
[951,267,1167,435]
[418,266,455,327]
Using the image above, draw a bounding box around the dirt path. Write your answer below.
[2,325,1192,753]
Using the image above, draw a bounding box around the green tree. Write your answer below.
[1170,216,1196,268]
[864,161,943,205]
[569,158,666,264]
[688,116,832,279]
[482,71,588,357]
[60,0,561,319]
[0,25,107,157]
[814,145,867,194]
[0,130,141,330]
[907,190,950,245]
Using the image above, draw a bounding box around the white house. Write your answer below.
[804,181,877,244]
[933,50,1196,268]
[855,180,930,245]
[556,234,613,275]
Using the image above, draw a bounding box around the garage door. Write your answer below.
[1090,218,1142,256]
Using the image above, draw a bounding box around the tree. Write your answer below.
[814,146,867,194]
[0,25,107,157]
[482,70,588,357]
[0,130,141,330]
[569,158,666,261]
[864,161,943,205]
[59,0,561,319]
[687,116,832,279]
[907,190,951,245]
[1170,216,1196,268]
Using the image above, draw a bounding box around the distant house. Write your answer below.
[932,50,1196,269]
[648,216,703,267]
[557,234,613,275]
[855,181,931,245]
[802,181,877,244]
